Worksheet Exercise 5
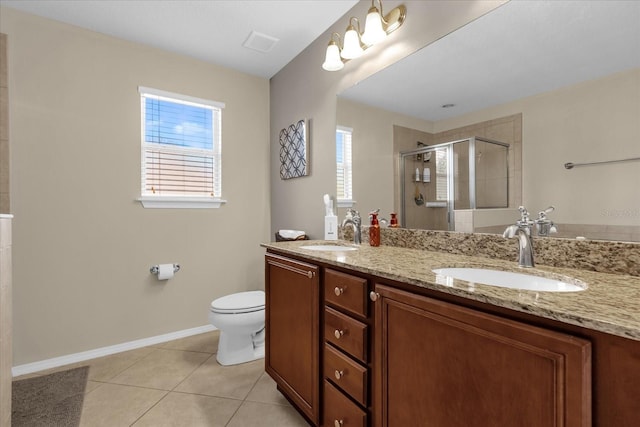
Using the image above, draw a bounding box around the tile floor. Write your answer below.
[16,331,310,426]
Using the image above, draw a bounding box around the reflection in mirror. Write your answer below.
[400,137,509,231]
[338,1,640,241]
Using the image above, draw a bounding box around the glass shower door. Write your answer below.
[401,146,451,230]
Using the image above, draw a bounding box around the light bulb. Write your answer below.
[362,7,386,46]
[341,25,364,59]
[322,42,344,71]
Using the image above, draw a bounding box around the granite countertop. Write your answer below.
[262,240,640,341]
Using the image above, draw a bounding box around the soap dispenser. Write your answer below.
[389,213,399,228]
[369,210,380,247]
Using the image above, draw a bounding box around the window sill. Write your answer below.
[337,199,357,208]
[137,196,227,209]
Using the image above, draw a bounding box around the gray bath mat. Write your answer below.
[12,365,89,427]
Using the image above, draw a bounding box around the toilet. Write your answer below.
[208,290,266,366]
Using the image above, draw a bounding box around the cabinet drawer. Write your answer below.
[324,380,367,427]
[325,307,368,361]
[324,344,368,406]
[325,269,368,318]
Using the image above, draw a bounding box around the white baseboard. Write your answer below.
[12,324,217,377]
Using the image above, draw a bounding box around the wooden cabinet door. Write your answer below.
[265,253,320,425]
[373,284,591,427]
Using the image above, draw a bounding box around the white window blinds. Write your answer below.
[336,126,353,201]
[139,87,224,198]
[436,149,448,201]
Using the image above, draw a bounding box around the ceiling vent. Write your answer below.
[243,31,279,53]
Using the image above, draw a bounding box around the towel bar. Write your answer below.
[564,156,640,169]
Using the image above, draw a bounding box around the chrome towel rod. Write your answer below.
[564,156,640,170]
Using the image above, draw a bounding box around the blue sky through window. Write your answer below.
[145,98,213,150]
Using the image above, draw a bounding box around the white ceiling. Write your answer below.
[340,0,640,121]
[0,0,359,78]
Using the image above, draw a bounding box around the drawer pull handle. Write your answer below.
[334,286,344,296]
[370,291,380,302]
[334,420,344,427]
[334,369,344,380]
[334,329,345,339]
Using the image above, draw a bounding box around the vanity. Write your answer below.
[263,237,640,427]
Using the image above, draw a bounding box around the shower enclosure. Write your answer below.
[400,137,510,231]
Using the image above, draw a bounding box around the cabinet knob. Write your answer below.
[334,370,344,380]
[370,291,380,301]
[334,286,344,296]
[334,329,344,339]
[334,420,344,427]
[307,271,315,279]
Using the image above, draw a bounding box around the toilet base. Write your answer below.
[216,328,265,366]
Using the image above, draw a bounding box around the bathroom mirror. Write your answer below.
[337,1,640,241]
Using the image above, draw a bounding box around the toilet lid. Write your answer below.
[211,290,265,314]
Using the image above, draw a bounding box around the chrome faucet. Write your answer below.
[341,209,362,245]
[503,206,535,268]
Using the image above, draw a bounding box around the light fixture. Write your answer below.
[322,33,344,71]
[321,0,407,71]
[341,18,365,59]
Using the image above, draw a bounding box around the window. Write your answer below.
[435,148,448,201]
[137,87,225,208]
[336,126,354,207]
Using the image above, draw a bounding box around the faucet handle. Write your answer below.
[535,205,558,236]
[516,206,533,227]
[346,209,361,224]
[541,205,555,215]
[534,205,557,236]
[537,206,555,221]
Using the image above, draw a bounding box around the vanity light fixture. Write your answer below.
[321,0,406,71]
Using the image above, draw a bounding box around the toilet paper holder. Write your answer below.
[150,264,180,275]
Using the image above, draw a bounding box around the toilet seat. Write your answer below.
[210,290,265,314]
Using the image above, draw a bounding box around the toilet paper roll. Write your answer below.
[157,264,174,280]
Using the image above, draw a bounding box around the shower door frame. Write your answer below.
[399,136,510,231]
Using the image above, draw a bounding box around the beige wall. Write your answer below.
[1,8,270,365]
[337,98,432,222]
[0,216,12,427]
[435,68,640,231]
[270,0,506,238]
[0,33,8,213]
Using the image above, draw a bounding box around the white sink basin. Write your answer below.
[301,245,358,252]
[432,268,586,292]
